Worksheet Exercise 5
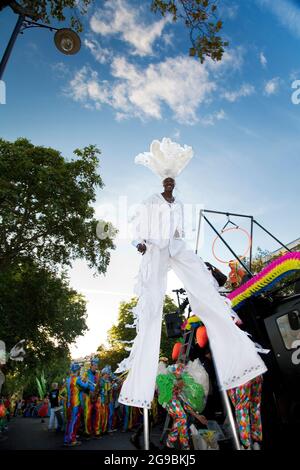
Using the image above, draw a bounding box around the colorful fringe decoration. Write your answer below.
[227,252,300,310]
[156,371,205,413]
[181,315,202,331]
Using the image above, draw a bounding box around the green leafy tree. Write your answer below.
[0,0,94,32]
[97,295,179,371]
[151,0,228,62]
[0,1,227,62]
[0,137,115,274]
[0,260,87,395]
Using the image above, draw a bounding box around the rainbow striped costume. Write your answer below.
[82,369,101,437]
[64,374,94,445]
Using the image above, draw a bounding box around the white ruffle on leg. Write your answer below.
[170,249,267,390]
[117,245,169,408]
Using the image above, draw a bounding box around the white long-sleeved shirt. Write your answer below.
[131,193,185,256]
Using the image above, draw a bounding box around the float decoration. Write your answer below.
[172,338,184,361]
[227,252,300,310]
[196,325,208,348]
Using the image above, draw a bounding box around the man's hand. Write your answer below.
[137,243,147,255]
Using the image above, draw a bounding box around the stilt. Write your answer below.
[143,407,149,450]
[211,354,241,450]
[219,389,242,450]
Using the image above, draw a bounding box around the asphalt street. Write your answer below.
[0,417,161,450]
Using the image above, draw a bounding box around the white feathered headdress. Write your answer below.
[135,137,193,180]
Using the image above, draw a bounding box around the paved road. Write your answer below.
[0,417,160,450]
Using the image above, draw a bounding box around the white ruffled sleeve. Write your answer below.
[130,195,153,248]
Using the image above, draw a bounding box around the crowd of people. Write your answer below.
[60,358,145,446]
[0,344,265,450]
[0,358,145,447]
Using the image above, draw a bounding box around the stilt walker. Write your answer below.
[117,138,267,450]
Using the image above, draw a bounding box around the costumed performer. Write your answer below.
[64,362,95,447]
[117,138,267,411]
[156,360,208,450]
[228,375,264,450]
[82,357,101,438]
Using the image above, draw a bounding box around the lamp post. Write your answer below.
[0,14,81,80]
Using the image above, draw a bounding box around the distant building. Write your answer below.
[271,237,300,256]
[262,237,300,263]
[72,354,96,364]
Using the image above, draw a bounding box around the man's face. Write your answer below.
[163,178,175,192]
[91,364,97,372]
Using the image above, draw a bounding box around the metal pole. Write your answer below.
[253,220,291,253]
[201,209,253,219]
[211,354,241,450]
[195,209,203,254]
[143,407,149,450]
[0,14,25,80]
[249,217,254,272]
[219,389,242,450]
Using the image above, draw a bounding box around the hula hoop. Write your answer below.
[212,226,252,264]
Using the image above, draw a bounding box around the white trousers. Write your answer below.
[118,242,267,409]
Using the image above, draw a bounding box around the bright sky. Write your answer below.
[1,0,300,358]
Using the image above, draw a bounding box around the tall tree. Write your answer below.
[0,260,87,395]
[0,137,115,274]
[0,1,227,62]
[151,0,228,62]
[0,0,94,31]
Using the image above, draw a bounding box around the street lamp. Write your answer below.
[54,28,81,55]
[0,15,81,80]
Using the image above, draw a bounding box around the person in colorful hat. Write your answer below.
[156,362,208,450]
[63,362,95,447]
[82,357,101,439]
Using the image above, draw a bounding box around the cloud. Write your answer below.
[111,55,218,122]
[290,69,300,81]
[66,49,248,124]
[90,0,170,56]
[208,47,245,74]
[258,0,300,37]
[264,77,280,95]
[173,129,181,140]
[67,56,217,123]
[260,51,267,68]
[51,62,70,77]
[219,1,239,19]
[84,38,110,64]
[222,83,255,102]
[200,109,227,126]
[66,66,111,110]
